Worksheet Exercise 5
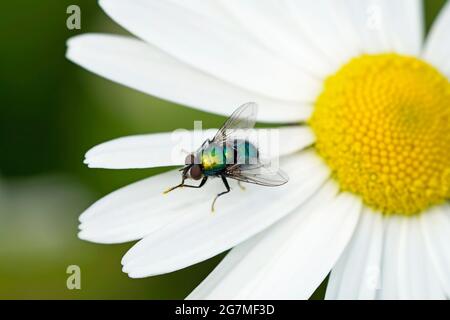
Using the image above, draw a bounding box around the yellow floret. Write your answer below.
[309,54,450,215]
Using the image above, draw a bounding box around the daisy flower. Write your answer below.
[67,0,450,299]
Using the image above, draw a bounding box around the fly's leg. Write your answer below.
[211,175,231,212]
[238,181,246,191]
[163,177,207,194]
[181,177,208,189]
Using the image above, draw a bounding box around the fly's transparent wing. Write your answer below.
[211,102,258,146]
[224,159,289,187]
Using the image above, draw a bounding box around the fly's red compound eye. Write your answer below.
[189,165,203,180]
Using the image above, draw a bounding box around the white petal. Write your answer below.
[378,214,446,299]
[396,216,445,299]
[285,0,361,68]
[79,169,189,243]
[165,0,236,28]
[335,0,423,55]
[377,215,401,299]
[420,205,450,297]
[84,126,315,169]
[120,152,330,277]
[423,1,450,73]
[388,0,423,56]
[186,231,266,300]
[325,207,384,300]
[84,129,212,170]
[79,151,328,245]
[98,0,321,102]
[187,181,362,300]
[66,34,312,123]
[217,0,335,77]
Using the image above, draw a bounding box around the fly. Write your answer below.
[164,102,289,211]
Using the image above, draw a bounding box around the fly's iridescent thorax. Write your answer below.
[200,139,259,176]
[199,144,229,175]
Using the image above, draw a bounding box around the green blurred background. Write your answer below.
[0,0,447,299]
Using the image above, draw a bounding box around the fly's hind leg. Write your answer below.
[211,175,231,212]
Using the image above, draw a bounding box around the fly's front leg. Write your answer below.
[182,177,208,189]
[211,175,231,212]
[164,177,207,194]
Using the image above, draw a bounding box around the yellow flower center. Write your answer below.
[309,54,450,215]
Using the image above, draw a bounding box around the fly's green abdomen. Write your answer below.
[234,140,259,165]
[200,140,258,176]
